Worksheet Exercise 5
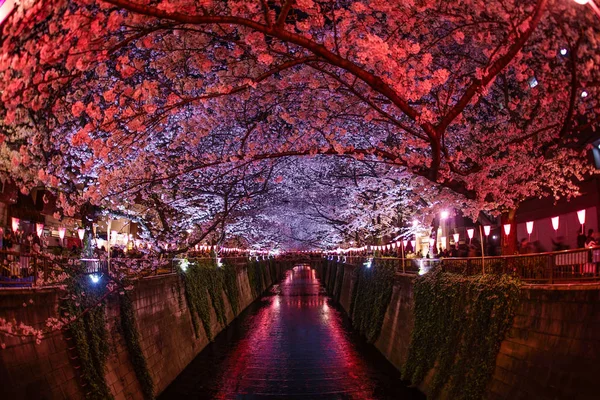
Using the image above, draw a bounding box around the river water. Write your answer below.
[159,265,424,399]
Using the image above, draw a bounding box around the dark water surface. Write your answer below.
[159,265,424,399]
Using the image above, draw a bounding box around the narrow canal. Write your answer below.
[159,265,424,399]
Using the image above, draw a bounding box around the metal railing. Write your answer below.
[324,247,600,284]
[0,251,275,288]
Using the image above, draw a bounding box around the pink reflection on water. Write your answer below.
[213,264,378,398]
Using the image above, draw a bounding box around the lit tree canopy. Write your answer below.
[0,0,599,249]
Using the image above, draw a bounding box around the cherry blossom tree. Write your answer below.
[0,0,599,249]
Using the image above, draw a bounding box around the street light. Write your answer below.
[573,0,600,20]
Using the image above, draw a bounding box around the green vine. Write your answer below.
[119,292,154,400]
[221,261,241,315]
[180,259,218,341]
[63,278,112,400]
[333,263,345,302]
[246,260,266,297]
[349,261,395,343]
[402,268,521,400]
[180,259,245,341]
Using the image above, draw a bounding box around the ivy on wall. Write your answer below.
[402,268,521,400]
[62,278,112,400]
[180,259,215,340]
[246,260,266,298]
[221,261,241,315]
[119,292,154,400]
[333,263,345,303]
[180,259,246,341]
[349,261,395,343]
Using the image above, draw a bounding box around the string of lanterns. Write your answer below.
[327,209,588,254]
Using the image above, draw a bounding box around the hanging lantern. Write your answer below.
[387,244,391,250]
[36,223,44,238]
[58,227,66,240]
[467,228,474,240]
[551,216,559,231]
[410,240,416,249]
[484,225,491,236]
[11,217,19,233]
[78,228,85,240]
[526,221,534,235]
[402,240,408,248]
[503,224,511,236]
[453,233,459,244]
[577,209,586,226]
[392,242,396,249]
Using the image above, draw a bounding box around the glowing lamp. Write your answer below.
[573,0,589,5]
[78,228,85,240]
[36,223,44,238]
[392,242,396,249]
[551,216,559,231]
[412,219,419,227]
[484,225,491,236]
[453,233,459,244]
[410,240,416,249]
[58,227,66,240]
[89,274,101,284]
[577,209,586,225]
[440,210,449,220]
[429,238,435,247]
[441,236,447,249]
[526,221,534,235]
[402,240,408,248]
[11,217,19,233]
[467,228,474,239]
[387,244,391,250]
[503,224,511,236]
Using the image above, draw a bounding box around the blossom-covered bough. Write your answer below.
[0,0,599,342]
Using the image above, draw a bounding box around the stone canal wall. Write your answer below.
[0,260,286,400]
[317,260,600,400]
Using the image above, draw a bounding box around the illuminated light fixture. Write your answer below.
[503,224,511,236]
[581,90,588,98]
[36,223,44,238]
[484,225,491,236]
[89,274,101,284]
[441,236,447,249]
[577,209,586,233]
[453,233,459,244]
[387,244,391,250]
[58,227,66,240]
[0,0,15,26]
[402,240,408,248]
[429,238,435,247]
[528,77,538,88]
[364,257,373,269]
[78,228,85,241]
[392,242,396,249]
[179,259,189,272]
[412,219,419,227]
[217,257,223,268]
[574,0,589,5]
[526,221,534,235]
[560,48,568,56]
[440,210,449,220]
[578,209,586,225]
[11,217,19,233]
[551,216,559,231]
[410,240,416,249]
[467,228,474,240]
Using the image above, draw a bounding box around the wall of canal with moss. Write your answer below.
[317,258,600,400]
[0,258,291,400]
